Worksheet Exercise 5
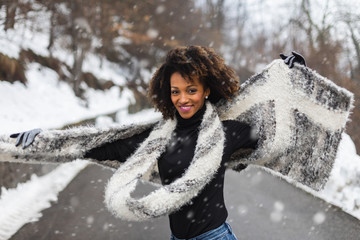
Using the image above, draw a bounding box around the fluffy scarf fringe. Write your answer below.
[0,60,354,221]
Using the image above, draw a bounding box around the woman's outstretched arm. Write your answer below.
[0,122,156,169]
[83,127,151,162]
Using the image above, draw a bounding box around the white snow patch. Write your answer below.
[116,108,161,126]
[314,133,360,220]
[0,63,133,134]
[0,160,88,240]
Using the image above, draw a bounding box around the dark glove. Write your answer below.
[280,51,306,68]
[10,128,42,149]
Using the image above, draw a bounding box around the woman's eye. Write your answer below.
[188,89,197,94]
[171,90,179,95]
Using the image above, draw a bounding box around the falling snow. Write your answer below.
[312,211,326,225]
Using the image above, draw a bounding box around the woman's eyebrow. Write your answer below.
[171,84,197,89]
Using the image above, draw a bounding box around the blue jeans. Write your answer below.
[170,222,238,240]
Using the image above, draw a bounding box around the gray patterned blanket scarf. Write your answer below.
[105,102,224,220]
[0,60,354,221]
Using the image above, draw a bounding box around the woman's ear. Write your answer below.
[205,87,210,99]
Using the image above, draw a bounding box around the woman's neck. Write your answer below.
[175,104,207,129]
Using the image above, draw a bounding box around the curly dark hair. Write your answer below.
[148,45,239,119]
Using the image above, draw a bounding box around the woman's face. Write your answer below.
[170,72,210,119]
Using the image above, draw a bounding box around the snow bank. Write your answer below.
[0,4,135,134]
[0,63,133,134]
[315,133,360,219]
[0,160,89,240]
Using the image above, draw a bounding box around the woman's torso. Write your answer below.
[158,106,256,239]
[84,105,257,239]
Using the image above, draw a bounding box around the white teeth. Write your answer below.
[180,106,191,110]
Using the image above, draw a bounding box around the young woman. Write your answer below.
[84,46,258,239]
[9,46,305,240]
[81,46,303,239]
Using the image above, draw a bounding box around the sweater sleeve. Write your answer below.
[84,128,151,162]
[223,120,258,153]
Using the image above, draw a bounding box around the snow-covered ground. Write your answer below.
[316,134,360,216]
[0,3,359,240]
[0,160,89,240]
[0,63,137,133]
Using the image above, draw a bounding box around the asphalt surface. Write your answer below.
[9,164,360,240]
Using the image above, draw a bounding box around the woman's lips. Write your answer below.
[179,105,192,112]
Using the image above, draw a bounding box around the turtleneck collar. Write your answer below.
[175,103,207,130]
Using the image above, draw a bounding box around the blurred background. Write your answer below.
[0,0,360,239]
[0,0,359,142]
[1,0,359,137]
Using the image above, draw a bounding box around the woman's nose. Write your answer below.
[179,93,188,103]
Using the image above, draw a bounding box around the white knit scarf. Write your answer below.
[104,102,225,221]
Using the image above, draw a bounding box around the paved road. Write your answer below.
[10,164,360,240]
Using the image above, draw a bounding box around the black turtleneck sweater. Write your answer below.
[84,105,257,239]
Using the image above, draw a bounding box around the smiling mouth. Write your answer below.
[179,105,192,112]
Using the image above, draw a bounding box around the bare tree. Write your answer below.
[339,12,360,83]
[3,0,18,31]
[290,0,343,80]
[224,1,252,80]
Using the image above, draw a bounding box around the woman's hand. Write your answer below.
[280,51,306,68]
[10,128,42,149]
